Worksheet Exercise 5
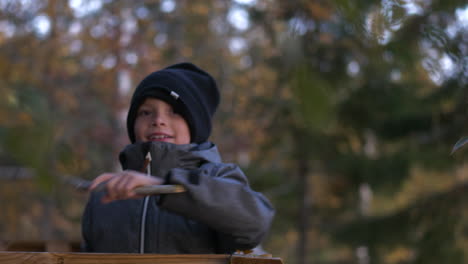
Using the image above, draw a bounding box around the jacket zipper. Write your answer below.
[140,196,150,253]
[139,152,152,253]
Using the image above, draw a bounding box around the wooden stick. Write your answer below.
[62,175,187,195]
[134,184,186,195]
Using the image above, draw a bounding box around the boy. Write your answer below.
[81,62,275,254]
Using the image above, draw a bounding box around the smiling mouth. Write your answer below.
[148,134,173,141]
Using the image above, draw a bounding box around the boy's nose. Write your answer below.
[151,113,167,126]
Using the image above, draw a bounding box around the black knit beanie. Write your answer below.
[126,62,220,144]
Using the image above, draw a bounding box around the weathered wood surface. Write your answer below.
[0,252,283,264]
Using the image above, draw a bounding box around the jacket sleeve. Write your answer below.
[81,198,93,252]
[158,162,275,250]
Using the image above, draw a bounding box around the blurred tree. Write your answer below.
[237,0,468,263]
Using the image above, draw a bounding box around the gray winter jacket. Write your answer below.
[81,141,274,254]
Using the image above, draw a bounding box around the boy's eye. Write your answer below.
[137,110,151,117]
[165,106,180,116]
[168,108,177,115]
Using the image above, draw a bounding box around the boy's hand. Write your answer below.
[90,170,163,203]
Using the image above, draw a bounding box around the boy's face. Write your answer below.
[134,98,191,144]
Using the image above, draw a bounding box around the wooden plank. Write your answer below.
[0,253,226,264]
[0,252,283,264]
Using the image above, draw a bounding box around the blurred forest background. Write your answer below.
[0,0,467,263]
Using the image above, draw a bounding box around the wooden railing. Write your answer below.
[0,252,283,264]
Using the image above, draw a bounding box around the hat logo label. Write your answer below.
[170,91,180,100]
